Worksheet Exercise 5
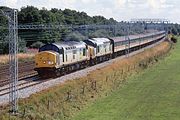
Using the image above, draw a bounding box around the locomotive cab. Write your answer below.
[34,43,63,76]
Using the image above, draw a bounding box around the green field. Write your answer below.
[72,38,180,120]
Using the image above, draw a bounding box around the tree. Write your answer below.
[0,37,26,54]
[18,37,27,52]
[171,25,178,35]
[52,9,65,24]
[65,31,86,41]
[108,18,117,24]
[89,29,109,38]
[18,6,42,24]
[40,7,56,23]
[63,9,76,24]
[93,16,109,24]
[30,41,44,48]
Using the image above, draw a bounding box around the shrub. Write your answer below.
[30,41,45,49]
[89,29,109,38]
[19,37,27,53]
[171,36,177,43]
[0,37,26,54]
[65,31,86,41]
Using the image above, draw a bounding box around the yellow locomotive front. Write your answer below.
[34,51,58,76]
[35,51,57,69]
[34,43,64,77]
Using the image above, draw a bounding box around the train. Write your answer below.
[34,31,166,77]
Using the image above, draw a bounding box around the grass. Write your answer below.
[72,39,180,120]
[0,40,172,120]
[0,48,38,64]
[0,53,35,64]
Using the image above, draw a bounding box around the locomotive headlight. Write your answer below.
[48,61,54,65]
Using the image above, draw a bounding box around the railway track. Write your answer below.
[0,75,41,96]
[0,64,34,76]
[0,60,49,97]
[0,74,55,97]
[0,61,34,73]
[0,72,38,87]
[0,61,34,70]
[0,61,35,87]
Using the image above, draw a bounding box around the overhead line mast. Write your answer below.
[1,9,18,114]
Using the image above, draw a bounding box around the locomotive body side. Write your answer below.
[34,41,89,77]
[62,41,88,65]
[92,38,113,57]
[84,38,113,64]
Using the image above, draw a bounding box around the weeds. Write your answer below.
[0,53,35,65]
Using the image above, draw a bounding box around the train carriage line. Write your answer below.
[34,31,166,77]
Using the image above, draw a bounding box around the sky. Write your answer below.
[0,0,179,23]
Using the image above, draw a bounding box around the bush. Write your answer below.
[30,41,45,48]
[89,29,109,38]
[0,37,26,54]
[171,36,177,43]
[19,37,27,53]
[65,31,86,41]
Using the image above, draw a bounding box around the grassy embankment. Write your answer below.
[73,37,180,120]
[0,40,172,120]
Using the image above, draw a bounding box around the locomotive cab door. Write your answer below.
[58,48,64,66]
[59,54,63,65]
[88,46,95,59]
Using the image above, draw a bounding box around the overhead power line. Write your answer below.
[130,18,170,24]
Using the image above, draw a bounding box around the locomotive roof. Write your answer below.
[53,41,86,50]
[109,31,165,43]
[88,38,111,45]
[39,41,86,53]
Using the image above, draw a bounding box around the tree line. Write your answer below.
[0,6,180,54]
[0,6,118,54]
[18,6,117,25]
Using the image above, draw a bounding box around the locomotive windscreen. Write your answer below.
[39,44,63,54]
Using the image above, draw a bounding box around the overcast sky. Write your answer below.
[0,0,179,23]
